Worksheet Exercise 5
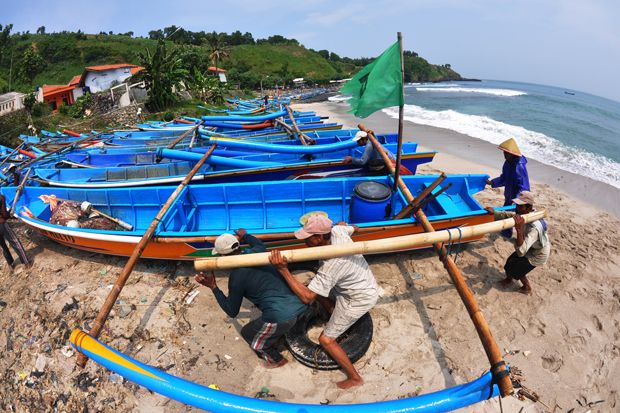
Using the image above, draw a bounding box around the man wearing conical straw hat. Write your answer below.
[487,138,531,238]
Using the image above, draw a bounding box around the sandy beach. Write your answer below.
[1,101,619,413]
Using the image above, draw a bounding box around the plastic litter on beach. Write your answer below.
[184,289,200,305]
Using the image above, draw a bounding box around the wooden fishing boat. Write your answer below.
[33,143,434,187]
[3,174,492,260]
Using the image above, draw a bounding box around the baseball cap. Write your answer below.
[353,131,368,142]
[512,191,535,206]
[212,233,240,255]
[294,214,333,239]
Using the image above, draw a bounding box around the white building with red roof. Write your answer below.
[78,64,144,93]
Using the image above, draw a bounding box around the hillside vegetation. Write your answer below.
[0,25,463,94]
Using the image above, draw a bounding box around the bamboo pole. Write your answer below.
[16,132,105,172]
[76,144,217,368]
[166,121,205,150]
[194,210,544,271]
[394,173,447,220]
[0,142,25,169]
[284,104,313,145]
[273,118,296,140]
[393,31,405,192]
[360,123,513,396]
[8,168,32,216]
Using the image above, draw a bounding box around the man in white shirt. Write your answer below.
[269,214,379,389]
[486,191,551,295]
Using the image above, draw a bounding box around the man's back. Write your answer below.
[229,265,308,323]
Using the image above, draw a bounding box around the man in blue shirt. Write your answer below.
[488,138,530,237]
[343,131,412,175]
[195,229,308,368]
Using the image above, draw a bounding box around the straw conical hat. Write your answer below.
[498,138,522,156]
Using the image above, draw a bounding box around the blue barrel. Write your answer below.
[349,181,392,223]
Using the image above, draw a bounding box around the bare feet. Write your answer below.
[336,377,364,389]
[518,285,532,295]
[264,358,288,369]
[499,277,513,287]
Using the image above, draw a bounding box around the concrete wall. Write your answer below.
[84,68,135,93]
[0,93,25,117]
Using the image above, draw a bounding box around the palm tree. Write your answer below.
[137,40,189,111]
[205,34,230,74]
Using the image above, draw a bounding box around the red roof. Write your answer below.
[68,75,82,86]
[42,84,75,97]
[85,64,144,72]
[207,66,227,73]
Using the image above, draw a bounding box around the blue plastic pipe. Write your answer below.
[70,329,500,413]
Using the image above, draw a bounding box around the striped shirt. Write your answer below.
[308,226,380,311]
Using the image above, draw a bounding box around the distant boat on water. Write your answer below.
[564,91,575,95]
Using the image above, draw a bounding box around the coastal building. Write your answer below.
[39,84,76,111]
[78,64,144,93]
[0,92,26,117]
[207,66,227,83]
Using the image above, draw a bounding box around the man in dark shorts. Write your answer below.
[195,228,307,368]
[486,191,550,295]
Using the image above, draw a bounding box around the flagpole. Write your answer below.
[393,32,405,192]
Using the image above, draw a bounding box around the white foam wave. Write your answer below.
[384,105,620,189]
[327,94,352,102]
[415,86,527,97]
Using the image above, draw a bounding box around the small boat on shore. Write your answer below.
[3,174,492,260]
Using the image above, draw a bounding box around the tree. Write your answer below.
[36,26,46,35]
[136,39,189,111]
[0,24,13,65]
[18,45,46,82]
[205,34,230,72]
[148,29,164,40]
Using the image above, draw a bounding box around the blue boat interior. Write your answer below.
[6,174,488,237]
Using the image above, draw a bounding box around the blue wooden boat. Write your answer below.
[33,143,433,187]
[2,174,493,260]
[50,131,408,168]
[70,328,500,412]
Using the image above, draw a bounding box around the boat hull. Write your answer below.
[21,212,492,260]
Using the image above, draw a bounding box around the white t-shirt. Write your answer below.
[308,226,380,310]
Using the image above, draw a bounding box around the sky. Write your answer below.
[3,0,620,102]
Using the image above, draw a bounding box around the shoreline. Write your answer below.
[299,101,620,218]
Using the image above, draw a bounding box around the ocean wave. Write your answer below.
[384,105,620,189]
[327,94,351,102]
[414,86,527,97]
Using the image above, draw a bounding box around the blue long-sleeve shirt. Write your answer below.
[212,234,308,323]
[490,156,530,204]
[352,141,395,166]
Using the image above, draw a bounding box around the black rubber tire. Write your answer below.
[285,304,373,370]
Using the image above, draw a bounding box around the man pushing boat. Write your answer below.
[486,191,551,295]
[195,228,307,368]
[269,214,380,389]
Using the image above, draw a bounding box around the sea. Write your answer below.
[330,80,620,189]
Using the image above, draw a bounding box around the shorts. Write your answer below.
[323,295,378,339]
[504,252,536,280]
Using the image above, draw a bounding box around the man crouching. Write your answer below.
[195,228,307,368]
[269,215,379,389]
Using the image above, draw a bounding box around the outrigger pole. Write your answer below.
[393,32,405,192]
[76,143,218,368]
[360,121,513,397]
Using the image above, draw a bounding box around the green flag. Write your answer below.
[340,40,403,118]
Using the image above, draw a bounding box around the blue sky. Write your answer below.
[4,0,620,101]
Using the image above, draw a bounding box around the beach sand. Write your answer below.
[0,102,619,412]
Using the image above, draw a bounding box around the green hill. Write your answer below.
[0,27,463,94]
